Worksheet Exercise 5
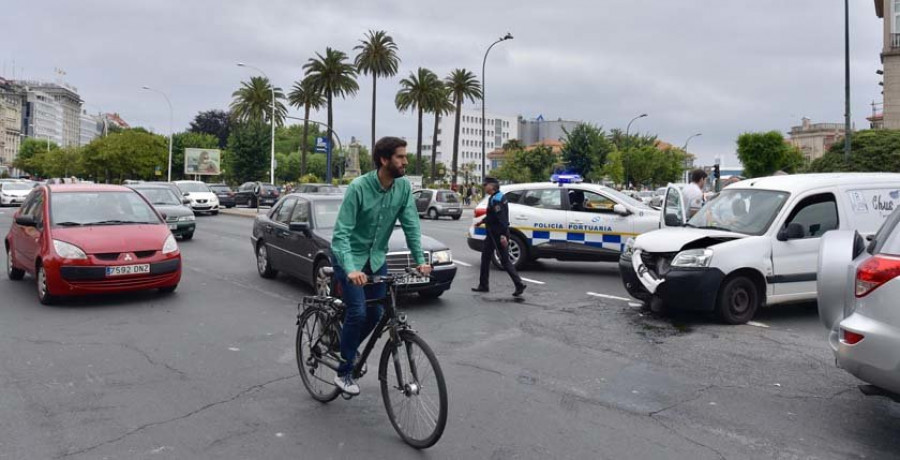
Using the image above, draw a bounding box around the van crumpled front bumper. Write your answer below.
[619,251,724,312]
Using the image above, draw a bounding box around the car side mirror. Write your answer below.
[182,198,191,205]
[289,221,310,233]
[15,214,36,227]
[183,192,189,196]
[613,204,629,216]
[777,222,805,241]
[664,213,682,227]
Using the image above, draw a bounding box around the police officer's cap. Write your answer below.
[483,176,499,186]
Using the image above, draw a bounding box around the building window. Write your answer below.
[896,0,900,33]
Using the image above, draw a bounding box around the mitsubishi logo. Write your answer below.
[124,254,133,262]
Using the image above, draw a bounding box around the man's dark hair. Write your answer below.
[690,169,708,184]
[373,136,407,169]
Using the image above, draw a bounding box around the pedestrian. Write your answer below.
[472,177,526,297]
[684,169,708,218]
[465,183,473,206]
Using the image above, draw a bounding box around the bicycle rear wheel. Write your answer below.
[296,307,341,403]
[379,330,448,448]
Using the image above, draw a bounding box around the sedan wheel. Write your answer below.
[428,208,439,220]
[256,243,277,279]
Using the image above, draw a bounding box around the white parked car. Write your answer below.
[174,180,220,215]
[467,175,660,269]
[0,181,33,206]
[620,173,900,324]
[818,208,900,398]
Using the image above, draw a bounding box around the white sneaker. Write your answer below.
[333,375,360,395]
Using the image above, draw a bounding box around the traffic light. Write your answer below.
[713,164,720,180]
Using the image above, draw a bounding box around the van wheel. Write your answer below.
[716,276,759,325]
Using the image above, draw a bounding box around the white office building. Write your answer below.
[79,110,103,146]
[24,90,64,146]
[428,108,519,183]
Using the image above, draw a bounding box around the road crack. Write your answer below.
[55,374,295,459]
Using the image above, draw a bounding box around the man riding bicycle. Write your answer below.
[330,136,432,395]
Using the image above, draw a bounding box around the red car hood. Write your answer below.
[52,225,170,254]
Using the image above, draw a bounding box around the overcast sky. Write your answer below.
[3,0,884,166]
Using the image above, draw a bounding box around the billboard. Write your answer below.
[184,148,222,175]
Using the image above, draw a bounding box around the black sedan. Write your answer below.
[208,183,236,208]
[250,194,456,298]
[235,181,280,208]
[129,184,197,240]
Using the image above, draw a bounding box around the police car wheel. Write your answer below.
[492,234,527,270]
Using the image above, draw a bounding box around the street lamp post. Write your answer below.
[625,113,647,137]
[682,133,702,152]
[843,0,852,161]
[481,32,513,183]
[237,62,276,184]
[141,86,173,182]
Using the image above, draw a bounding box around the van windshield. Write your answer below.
[686,189,789,236]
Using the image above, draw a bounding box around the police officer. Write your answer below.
[473,177,526,297]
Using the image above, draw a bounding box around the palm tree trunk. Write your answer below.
[301,105,310,177]
[430,111,440,181]
[452,99,461,187]
[416,106,423,176]
[371,74,377,154]
[327,92,334,183]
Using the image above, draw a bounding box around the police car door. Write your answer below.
[515,188,567,257]
[660,184,688,228]
[566,187,633,256]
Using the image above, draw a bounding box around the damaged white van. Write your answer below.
[619,173,900,324]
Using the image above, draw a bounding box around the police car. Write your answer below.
[466,174,661,269]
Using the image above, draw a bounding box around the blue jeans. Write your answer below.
[333,259,387,376]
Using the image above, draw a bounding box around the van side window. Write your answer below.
[664,189,684,223]
[784,193,838,238]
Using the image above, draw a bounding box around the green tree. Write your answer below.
[354,30,400,153]
[395,67,440,176]
[188,110,231,149]
[808,130,900,172]
[561,123,611,179]
[496,145,558,183]
[445,69,482,186]
[288,77,326,176]
[42,147,84,178]
[226,121,271,183]
[736,131,804,177]
[304,47,360,181]
[275,151,302,182]
[81,129,167,182]
[230,76,287,126]
[172,131,219,180]
[14,138,59,176]
[306,153,328,179]
[426,84,454,180]
[608,128,657,151]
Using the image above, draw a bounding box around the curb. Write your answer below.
[219,208,267,219]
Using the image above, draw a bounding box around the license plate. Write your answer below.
[449,208,459,212]
[106,264,151,277]
[399,275,429,285]
[168,224,177,230]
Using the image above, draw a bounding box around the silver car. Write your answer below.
[413,189,463,220]
[818,208,900,398]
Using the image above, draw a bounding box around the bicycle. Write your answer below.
[295,267,448,449]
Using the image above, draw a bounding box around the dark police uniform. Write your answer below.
[476,184,525,295]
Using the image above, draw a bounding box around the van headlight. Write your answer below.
[671,249,713,268]
[431,250,452,265]
[53,240,87,260]
[162,234,178,254]
[624,238,635,256]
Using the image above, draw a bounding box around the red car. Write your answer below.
[5,184,182,304]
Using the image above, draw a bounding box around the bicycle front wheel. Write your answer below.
[296,307,341,403]
[379,330,448,449]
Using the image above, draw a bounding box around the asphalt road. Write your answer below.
[1,207,899,460]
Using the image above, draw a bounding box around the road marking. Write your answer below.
[455,260,473,267]
[520,277,545,285]
[587,292,631,302]
[747,321,770,328]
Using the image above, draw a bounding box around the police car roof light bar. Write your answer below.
[551,174,583,185]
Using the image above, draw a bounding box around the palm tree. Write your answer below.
[354,30,401,154]
[445,69,482,186]
[288,77,326,176]
[229,76,287,126]
[303,48,359,181]
[425,83,455,181]
[395,68,440,176]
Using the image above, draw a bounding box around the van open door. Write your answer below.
[660,184,687,228]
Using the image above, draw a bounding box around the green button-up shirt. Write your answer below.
[331,170,425,273]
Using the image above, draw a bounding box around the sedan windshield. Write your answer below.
[52,191,162,226]
[687,189,789,235]
[134,188,181,206]
[313,200,342,229]
[2,183,32,191]
[177,182,210,193]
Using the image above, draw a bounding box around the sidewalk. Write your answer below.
[219,207,267,219]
